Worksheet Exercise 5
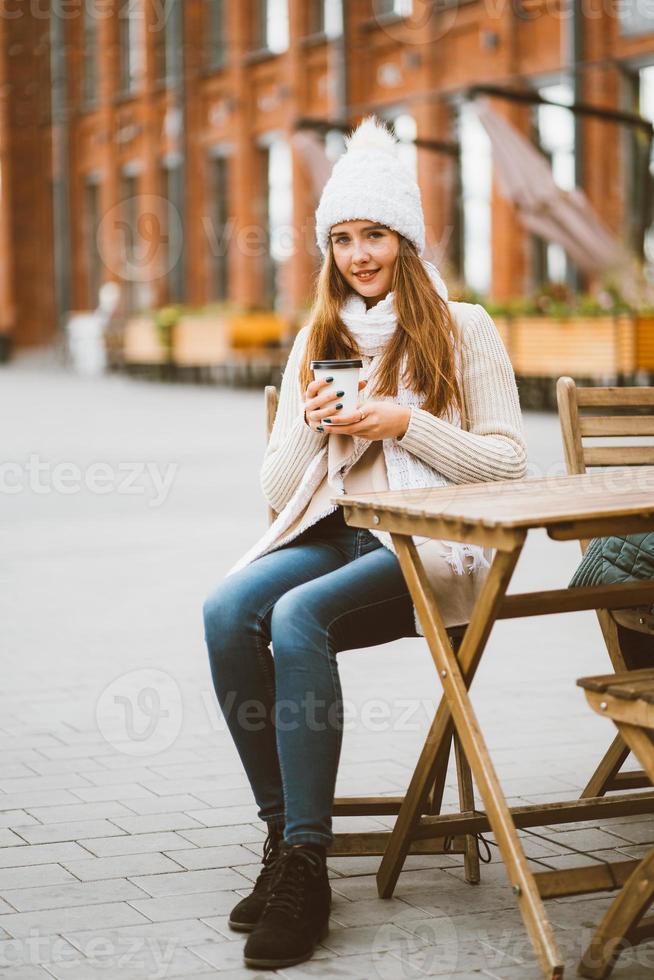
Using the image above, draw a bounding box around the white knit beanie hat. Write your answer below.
[315,116,425,257]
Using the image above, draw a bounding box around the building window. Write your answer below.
[208,154,230,301]
[82,6,98,106]
[533,82,575,286]
[120,173,139,312]
[308,0,343,36]
[161,159,185,303]
[258,135,292,307]
[119,0,143,95]
[84,180,102,308]
[458,101,492,295]
[254,0,289,54]
[154,0,182,85]
[374,0,412,16]
[206,0,226,69]
[384,112,417,180]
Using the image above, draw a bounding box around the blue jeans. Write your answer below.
[203,507,418,847]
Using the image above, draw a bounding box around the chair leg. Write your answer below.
[425,729,452,815]
[454,733,480,885]
[580,733,631,799]
[580,613,652,799]
[578,847,654,979]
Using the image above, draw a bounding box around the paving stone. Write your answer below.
[116,795,206,815]
[12,820,126,846]
[0,774,94,794]
[0,842,91,869]
[44,946,210,980]
[24,802,135,823]
[23,758,104,776]
[0,791,79,812]
[278,949,427,978]
[176,823,266,848]
[329,897,431,929]
[172,970,277,980]
[321,921,427,958]
[600,819,654,845]
[71,784,157,803]
[109,813,205,834]
[185,805,265,827]
[0,901,149,936]
[81,767,169,787]
[0,966,54,979]
[61,852,183,880]
[0,865,75,891]
[62,918,221,952]
[0,933,84,968]
[1,877,148,912]
[129,868,251,897]
[184,941,252,972]
[0,830,25,848]
[0,812,36,829]
[79,831,191,857]
[165,844,256,871]
[128,890,239,922]
[546,828,631,852]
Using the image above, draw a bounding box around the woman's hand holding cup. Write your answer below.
[304,377,368,433]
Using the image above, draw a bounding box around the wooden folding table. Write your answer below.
[335,467,654,980]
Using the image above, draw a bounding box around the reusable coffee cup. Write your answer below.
[311,359,363,421]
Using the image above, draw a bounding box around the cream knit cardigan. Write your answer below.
[226,302,527,635]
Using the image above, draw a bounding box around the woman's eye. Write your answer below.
[368,232,383,239]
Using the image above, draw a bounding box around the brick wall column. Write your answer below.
[230,3,264,307]
[489,97,530,300]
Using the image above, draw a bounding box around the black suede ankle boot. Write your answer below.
[243,843,331,969]
[228,824,284,932]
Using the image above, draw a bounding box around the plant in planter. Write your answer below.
[154,305,183,358]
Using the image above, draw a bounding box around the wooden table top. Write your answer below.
[335,467,654,534]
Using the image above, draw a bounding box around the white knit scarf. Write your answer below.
[333,260,488,575]
[227,260,489,580]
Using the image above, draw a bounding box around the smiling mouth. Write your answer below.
[353,269,380,282]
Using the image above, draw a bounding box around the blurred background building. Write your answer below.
[2,0,654,351]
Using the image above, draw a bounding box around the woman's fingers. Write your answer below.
[304,376,368,431]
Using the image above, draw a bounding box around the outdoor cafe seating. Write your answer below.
[263,377,654,978]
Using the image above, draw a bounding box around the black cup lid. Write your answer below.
[310,359,363,369]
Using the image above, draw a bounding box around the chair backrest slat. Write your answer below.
[576,387,654,408]
[264,386,279,526]
[584,446,654,467]
[579,416,654,437]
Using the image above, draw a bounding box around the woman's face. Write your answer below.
[329,220,400,309]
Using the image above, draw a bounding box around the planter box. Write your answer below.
[229,312,286,349]
[635,314,654,371]
[174,315,230,367]
[123,316,167,365]
[508,315,636,377]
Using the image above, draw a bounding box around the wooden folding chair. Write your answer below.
[264,386,481,877]
[557,377,654,799]
[577,668,654,978]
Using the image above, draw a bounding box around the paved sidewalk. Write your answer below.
[1,357,653,979]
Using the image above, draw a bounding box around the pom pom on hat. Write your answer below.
[315,115,425,256]
[344,115,399,156]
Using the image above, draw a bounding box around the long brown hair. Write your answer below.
[299,236,464,421]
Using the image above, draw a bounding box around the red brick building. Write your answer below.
[3,0,654,348]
